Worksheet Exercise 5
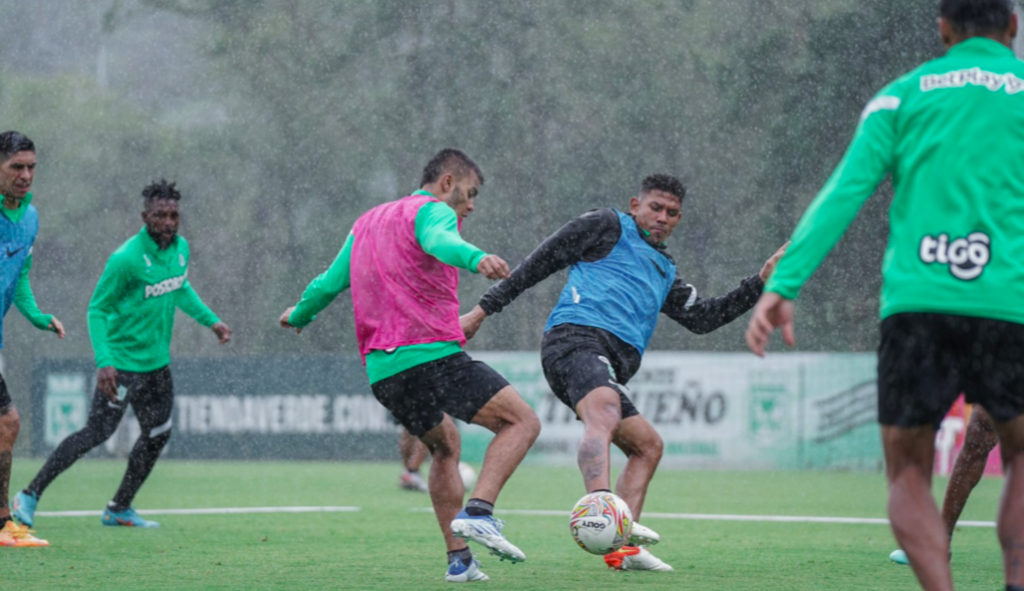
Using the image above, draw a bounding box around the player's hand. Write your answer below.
[476,255,510,281]
[759,241,790,282]
[460,305,488,340]
[279,307,302,334]
[48,316,65,339]
[211,322,232,344]
[96,366,119,403]
[745,292,796,357]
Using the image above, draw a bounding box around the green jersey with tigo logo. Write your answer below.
[768,38,1024,325]
[88,227,220,372]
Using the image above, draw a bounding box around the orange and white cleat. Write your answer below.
[603,546,672,571]
[0,519,49,547]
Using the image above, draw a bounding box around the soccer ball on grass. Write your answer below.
[569,492,633,555]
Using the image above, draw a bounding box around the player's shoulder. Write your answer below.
[578,207,620,226]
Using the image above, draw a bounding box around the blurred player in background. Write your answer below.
[746,1,1024,589]
[279,149,540,583]
[889,406,998,565]
[461,173,786,571]
[398,425,429,492]
[0,131,65,548]
[13,180,231,530]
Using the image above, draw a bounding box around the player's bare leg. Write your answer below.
[574,387,622,494]
[611,414,663,520]
[449,386,537,564]
[468,386,540,503]
[0,406,18,524]
[418,415,466,552]
[883,425,952,591]
[604,412,671,571]
[993,414,1024,589]
[942,407,998,535]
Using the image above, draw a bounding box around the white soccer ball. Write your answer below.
[569,492,633,555]
[459,462,477,491]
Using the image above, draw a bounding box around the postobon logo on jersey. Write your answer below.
[145,274,187,299]
[919,232,991,280]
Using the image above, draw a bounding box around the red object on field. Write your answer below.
[935,394,1002,476]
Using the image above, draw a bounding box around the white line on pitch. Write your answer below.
[411,508,995,528]
[36,506,361,518]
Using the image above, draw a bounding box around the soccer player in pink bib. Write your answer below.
[279,149,540,583]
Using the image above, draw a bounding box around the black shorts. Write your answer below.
[0,371,10,414]
[541,324,642,420]
[878,313,1024,429]
[86,366,175,439]
[371,352,509,437]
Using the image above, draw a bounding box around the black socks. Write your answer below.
[465,498,494,517]
[447,547,473,565]
[0,515,10,529]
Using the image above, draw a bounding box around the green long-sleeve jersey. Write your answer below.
[768,38,1024,325]
[289,193,487,383]
[88,227,220,372]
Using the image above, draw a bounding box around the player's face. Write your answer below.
[0,151,37,202]
[630,190,682,245]
[142,199,180,249]
[448,172,481,221]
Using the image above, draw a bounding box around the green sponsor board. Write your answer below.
[464,352,880,470]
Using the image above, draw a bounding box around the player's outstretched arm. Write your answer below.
[476,209,621,318]
[661,273,764,335]
[286,232,354,333]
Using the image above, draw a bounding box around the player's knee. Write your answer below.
[519,410,541,443]
[146,420,173,449]
[0,407,20,444]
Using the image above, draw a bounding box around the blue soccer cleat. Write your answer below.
[445,556,489,583]
[11,491,38,527]
[889,549,909,565]
[102,506,160,528]
[450,511,525,563]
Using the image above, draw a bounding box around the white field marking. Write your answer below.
[36,506,360,518]
[415,508,996,528]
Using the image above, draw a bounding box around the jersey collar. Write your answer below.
[412,189,437,199]
[947,37,1015,58]
[0,192,32,224]
[138,226,179,255]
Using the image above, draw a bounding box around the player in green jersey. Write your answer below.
[746,1,1024,589]
[13,180,231,530]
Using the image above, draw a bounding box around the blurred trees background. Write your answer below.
[0,0,953,402]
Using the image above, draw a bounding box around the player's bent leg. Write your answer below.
[992,413,1024,589]
[942,406,997,536]
[574,387,622,494]
[21,388,126,523]
[467,385,540,503]
[612,414,663,522]
[882,425,952,591]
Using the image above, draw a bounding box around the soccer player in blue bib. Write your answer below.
[0,131,65,548]
[461,174,785,571]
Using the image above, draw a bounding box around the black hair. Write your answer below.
[0,131,35,162]
[419,148,485,187]
[939,0,1015,35]
[141,179,182,206]
[640,173,686,203]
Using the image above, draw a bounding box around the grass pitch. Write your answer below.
[5,459,1005,590]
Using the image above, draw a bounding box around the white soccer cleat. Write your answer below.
[604,546,673,571]
[450,512,526,563]
[445,557,490,583]
[627,522,660,547]
[399,471,429,492]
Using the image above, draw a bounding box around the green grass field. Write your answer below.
[3,459,1006,590]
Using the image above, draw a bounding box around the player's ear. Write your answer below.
[629,195,643,215]
[1009,12,1018,41]
[938,17,955,48]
